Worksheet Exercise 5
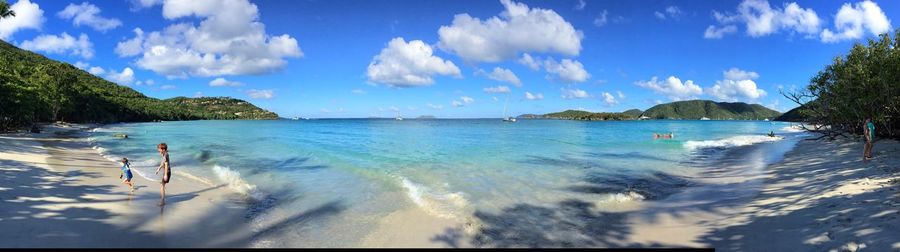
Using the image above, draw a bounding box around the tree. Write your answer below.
[783,29,900,139]
[0,0,16,21]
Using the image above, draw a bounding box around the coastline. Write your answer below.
[1,123,897,249]
[0,124,252,247]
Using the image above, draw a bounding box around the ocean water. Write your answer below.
[87,119,803,246]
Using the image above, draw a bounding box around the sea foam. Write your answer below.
[684,135,783,150]
[399,176,469,219]
[213,165,264,200]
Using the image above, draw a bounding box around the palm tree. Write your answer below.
[1,0,16,21]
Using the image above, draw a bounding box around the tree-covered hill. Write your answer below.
[0,39,277,131]
[521,110,635,121]
[641,100,781,120]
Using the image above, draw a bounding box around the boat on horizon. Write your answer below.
[502,94,516,123]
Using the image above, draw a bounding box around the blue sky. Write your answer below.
[1,0,897,118]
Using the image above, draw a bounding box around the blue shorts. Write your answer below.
[124,170,133,181]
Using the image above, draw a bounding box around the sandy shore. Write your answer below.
[0,124,252,247]
[2,124,898,249]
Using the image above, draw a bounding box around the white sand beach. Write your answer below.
[1,124,898,250]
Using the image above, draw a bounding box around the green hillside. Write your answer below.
[641,100,781,120]
[0,40,277,131]
[622,109,643,117]
[528,110,635,121]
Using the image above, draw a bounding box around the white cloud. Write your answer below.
[544,58,590,83]
[19,32,93,59]
[635,76,703,101]
[105,67,135,85]
[437,0,583,62]
[351,89,366,95]
[57,2,122,32]
[518,53,541,70]
[160,85,176,90]
[246,89,274,99]
[73,61,89,69]
[427,103,444,110]
[616,91,625,99]
[129,0,163,10]
[704,25,738,39]
[525,91,544,100]
[820,0,892,43]
[478,67,522,86]
[0,0,44,40]
[560,88,591,99]
[115,28,144,57]
[483,85,511,93]
[209,77,242,87]
[452,96,474,107]
[574,0,586,11]
[601,92,618,105]
[707,0,821,39]
[88,66,105,75]
[117,0,303,78]
[656,6,683,20]
[594,10,608,27]
[706,68,767,102]
[366,37,461,87]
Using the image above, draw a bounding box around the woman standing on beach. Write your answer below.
[155,143,171,206]
[863,118,875,161]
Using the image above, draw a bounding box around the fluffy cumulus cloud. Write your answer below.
[706,68,767,102]
[483,85,511,94]
[115,0,303,78]
[518,53,542,70]
[601,92,618,105]
[208,77,242,87]
[366,37,461,87]
[706,0,820,39]
[477,67,522,87]
[246,89,274,99]
[105,67,135,85]
[19,33,94,59]
[635,76,703,101]
[525,91,544,100]
[88,66,105,75]
[0,0,44,40]
[820,0,892,43]
[437,0,583,62]
[57,2,122,32]
[560,88,591,99]
[544,58,590,83]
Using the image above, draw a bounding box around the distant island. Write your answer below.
[0,40,277,132]
[519,100,781,121]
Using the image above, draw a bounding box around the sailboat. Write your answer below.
[502,94,517,122]
[395,111,403,121]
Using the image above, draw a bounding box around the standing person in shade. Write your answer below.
[863,118,875,161]
[155,143,172,206]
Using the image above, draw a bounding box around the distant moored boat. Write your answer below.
[700,117,710,120]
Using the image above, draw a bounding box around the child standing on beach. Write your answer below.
[155,143,171,206]
[120,158,135,192]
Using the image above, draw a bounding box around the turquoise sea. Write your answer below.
[87,119,804,246]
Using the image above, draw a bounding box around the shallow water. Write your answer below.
[87,119,801,246]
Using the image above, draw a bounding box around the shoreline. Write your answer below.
[2,123,897,249]
[0,124,253,247]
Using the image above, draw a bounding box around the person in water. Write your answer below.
[119,158,135,192]
[863,118,875,161]
[155,143,171,206]
[654,132,674,139]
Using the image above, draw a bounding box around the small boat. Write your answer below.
[502,94,516,123]
[395,111,403,121]
[291,117,300,120]
[700,117,710,120]
[764,118,770,121]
